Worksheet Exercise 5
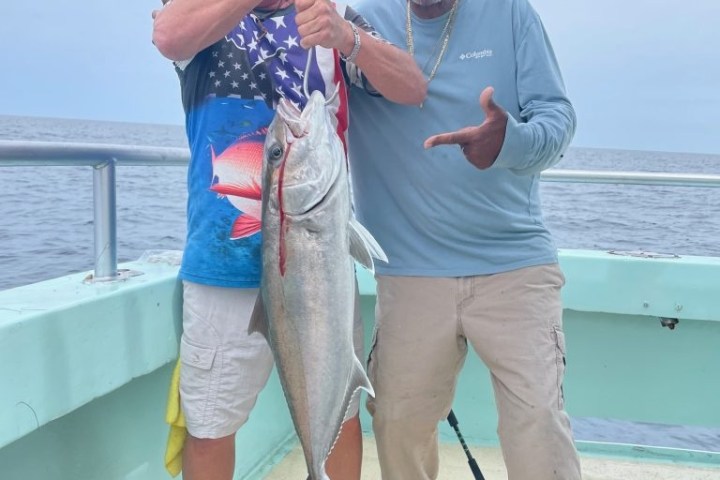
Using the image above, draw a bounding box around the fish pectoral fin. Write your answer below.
[230,214,262,239]
[348,217,388,272]
[247,294,269,339]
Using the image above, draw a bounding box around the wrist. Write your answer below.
[340,21,361,63]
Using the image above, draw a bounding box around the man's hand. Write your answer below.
[424,87,508,170]
[295,0,354,53]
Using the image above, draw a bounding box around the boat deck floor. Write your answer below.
[264,437,718,480]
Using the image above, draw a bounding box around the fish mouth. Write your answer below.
[281,175,337,217]
[303,184,333,214]
[277,100,304,138]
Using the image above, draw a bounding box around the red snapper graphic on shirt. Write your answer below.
[209,128,267,239]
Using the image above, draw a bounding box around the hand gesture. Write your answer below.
[295,0,352,51]
[424,87,508,170]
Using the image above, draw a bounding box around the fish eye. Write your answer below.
[268,144,284,162]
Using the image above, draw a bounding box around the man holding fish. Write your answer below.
[152,0,425,479]
[347,0,582,479]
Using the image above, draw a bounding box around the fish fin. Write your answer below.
[247,294,268,339]
[319,358,373,480]
[316,468,331,480]
[230,214,262,239]
[348,217,388,272]
[351,354,374,398]
[210,182,262,200]
[337,356,374,427]
[313,466,331,480]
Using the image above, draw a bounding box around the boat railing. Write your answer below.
[2,139,720,283]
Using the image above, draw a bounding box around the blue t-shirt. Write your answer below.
[348,0,576,276]
[175,4,375,287]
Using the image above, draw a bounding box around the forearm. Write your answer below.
[492,100,576,175]
[153,0,262,61]
[493,8,576,175]
[342,29,427,106]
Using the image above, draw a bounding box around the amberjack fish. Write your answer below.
[250,88,386,480]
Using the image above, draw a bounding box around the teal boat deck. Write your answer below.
[1,250,718,479]
[267,438,720,480]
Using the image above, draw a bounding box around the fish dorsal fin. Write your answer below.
[348,217,388,272]
[247,294,268,339]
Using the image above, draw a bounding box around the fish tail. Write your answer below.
[317,357,373,480]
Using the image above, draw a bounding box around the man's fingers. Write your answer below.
[424,129,473,149]
[299,31,323,49]
[424,132,456,149]
[425,126,477,149]
[480,86,502,117]
[294,0,312,12]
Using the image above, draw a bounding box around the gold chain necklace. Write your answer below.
[406,0,461,87]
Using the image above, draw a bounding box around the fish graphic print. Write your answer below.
[210,128,267,239]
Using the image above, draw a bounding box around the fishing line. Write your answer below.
[303,45,314,100]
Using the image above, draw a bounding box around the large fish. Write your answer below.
[250,88,386,480]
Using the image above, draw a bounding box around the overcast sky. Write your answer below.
[1,0,718,154]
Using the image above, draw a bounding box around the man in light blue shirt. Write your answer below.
[348,0,582,478]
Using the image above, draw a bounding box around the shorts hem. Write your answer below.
[186,419,245,440]
[179,271,260,288]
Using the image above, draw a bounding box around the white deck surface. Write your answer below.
[264,437,719,480]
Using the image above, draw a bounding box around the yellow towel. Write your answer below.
[164,358,187,477]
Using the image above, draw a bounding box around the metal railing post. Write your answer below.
[92,158,118,281]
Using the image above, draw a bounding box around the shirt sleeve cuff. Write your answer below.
[491,113,527,170]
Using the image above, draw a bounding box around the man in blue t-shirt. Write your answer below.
[348,0,581,478]
[152,0,425,478]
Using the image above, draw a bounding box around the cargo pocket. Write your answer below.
[181,337,217,371]
[180,337,218,424]
[552,326,567,409]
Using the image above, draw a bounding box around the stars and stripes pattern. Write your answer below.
[200,11,327,110]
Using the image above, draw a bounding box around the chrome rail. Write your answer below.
[2,140,720,281]
[541,169,720,188]
[0,140,189,167]
[0,141,188,281]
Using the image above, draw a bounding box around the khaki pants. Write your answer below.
[367,264,581,480]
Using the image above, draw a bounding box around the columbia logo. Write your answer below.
[460,49,493,60]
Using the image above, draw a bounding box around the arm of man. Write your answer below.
[489,10,577,175]
[425,4,576,174]
[295,0,427,106]
[152,0,263,61]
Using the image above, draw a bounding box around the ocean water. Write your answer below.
[1,115,719,452]
[2,114,719,291]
